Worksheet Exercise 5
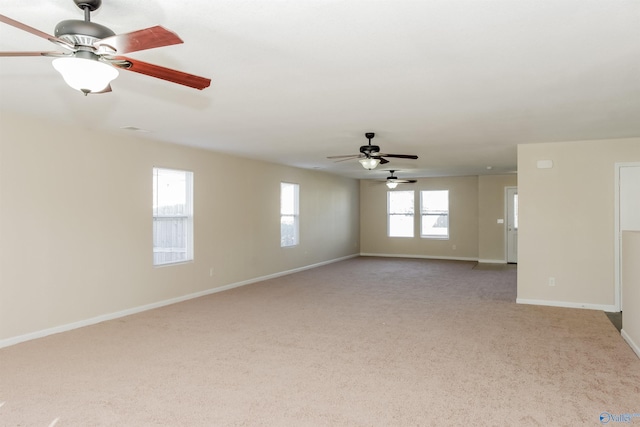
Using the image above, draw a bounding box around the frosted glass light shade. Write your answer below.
[359,157,380,170]
[386,181,399,189]
[53,57,118,93]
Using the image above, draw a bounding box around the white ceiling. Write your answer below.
[1,0,639,180]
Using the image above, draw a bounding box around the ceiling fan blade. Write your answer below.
[0,51,65,57]
[0,14,74,50]
[327,154,359,159]
[96,26,183,54]
[378,158,390,164]
[1,14,56,41]
[396,179,417,184]
[111,56,211,90]
[379,154,419,160]
[332,156,364,163]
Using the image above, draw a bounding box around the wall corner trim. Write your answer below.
[0,253,359,349]
[621,329,640,359]
[516,298,617,313]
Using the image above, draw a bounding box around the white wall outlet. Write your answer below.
[497,219,504,224]
[548,277,556,286]
[452,244,457,250]
[209,267,214,277]
[537,159,554,169]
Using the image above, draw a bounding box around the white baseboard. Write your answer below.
[360,253,478,262]
[621,329,640,359]
[0,254,359,349]
[516,298,618,313]
[477,259,507,264]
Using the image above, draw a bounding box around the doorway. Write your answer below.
[615,162,640,312]
[506,187,518,263]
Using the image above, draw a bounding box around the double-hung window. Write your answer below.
[420,190,449,239]
[153,167,194,265]
[388,190,414,237]
[281,182,299,247]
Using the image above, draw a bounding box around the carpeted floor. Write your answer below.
[1,257,638,426]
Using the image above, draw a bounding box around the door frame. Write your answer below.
[614,162,640,312]
[505,186,518,263]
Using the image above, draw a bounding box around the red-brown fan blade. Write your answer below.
[96,26,183,54]
[112,56,211,90]
[0,14,73,49]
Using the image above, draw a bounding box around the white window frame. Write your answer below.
[281,182,299,247]
[388,190,415,237]
[420,190,449,239]
[153,167,194,266]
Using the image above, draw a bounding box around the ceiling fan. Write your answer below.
[327,132,418,170]
[382,170,417,189]
[0,0,211,95]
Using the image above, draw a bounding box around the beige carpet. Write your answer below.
[1,257,639,426]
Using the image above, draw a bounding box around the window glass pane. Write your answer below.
[153,168,193,265]
[388,191,414,237]
[154,168,189,216]
[390,215,414,237]
[389,191,414,214]
[281,182,299,246]
[281,182,298,215]
[513,194,518,229]
[421,190,448,214]
[281,215,297,247]
[421,190,449,238]
[421,214,449,237]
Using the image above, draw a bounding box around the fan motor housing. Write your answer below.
[55,20,115,44]
[360,145,380,154]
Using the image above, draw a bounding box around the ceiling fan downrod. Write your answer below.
[365,132,375,145]
[74,0,102,22]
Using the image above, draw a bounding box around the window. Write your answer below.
[153,168,193,266]
[388,190,414,237]
[421,190,449,239]
[281,182,299,247]
[513,194,518,229]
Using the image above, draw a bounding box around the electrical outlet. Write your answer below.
[209,267,214,277]
[548,277,556,287]
[452,244,457,250]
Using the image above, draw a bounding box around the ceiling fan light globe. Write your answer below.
[52,57,118,93]
[386,181,399,189]
[359,158,380,170]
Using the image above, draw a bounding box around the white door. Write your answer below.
[506,187,518,263]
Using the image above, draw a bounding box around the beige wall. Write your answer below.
[622,231,640,358]
[359,176,481,259]
[0,111,360,342]
[478,175,518,262]
[517,138,640,309]
[360,174,517,261]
